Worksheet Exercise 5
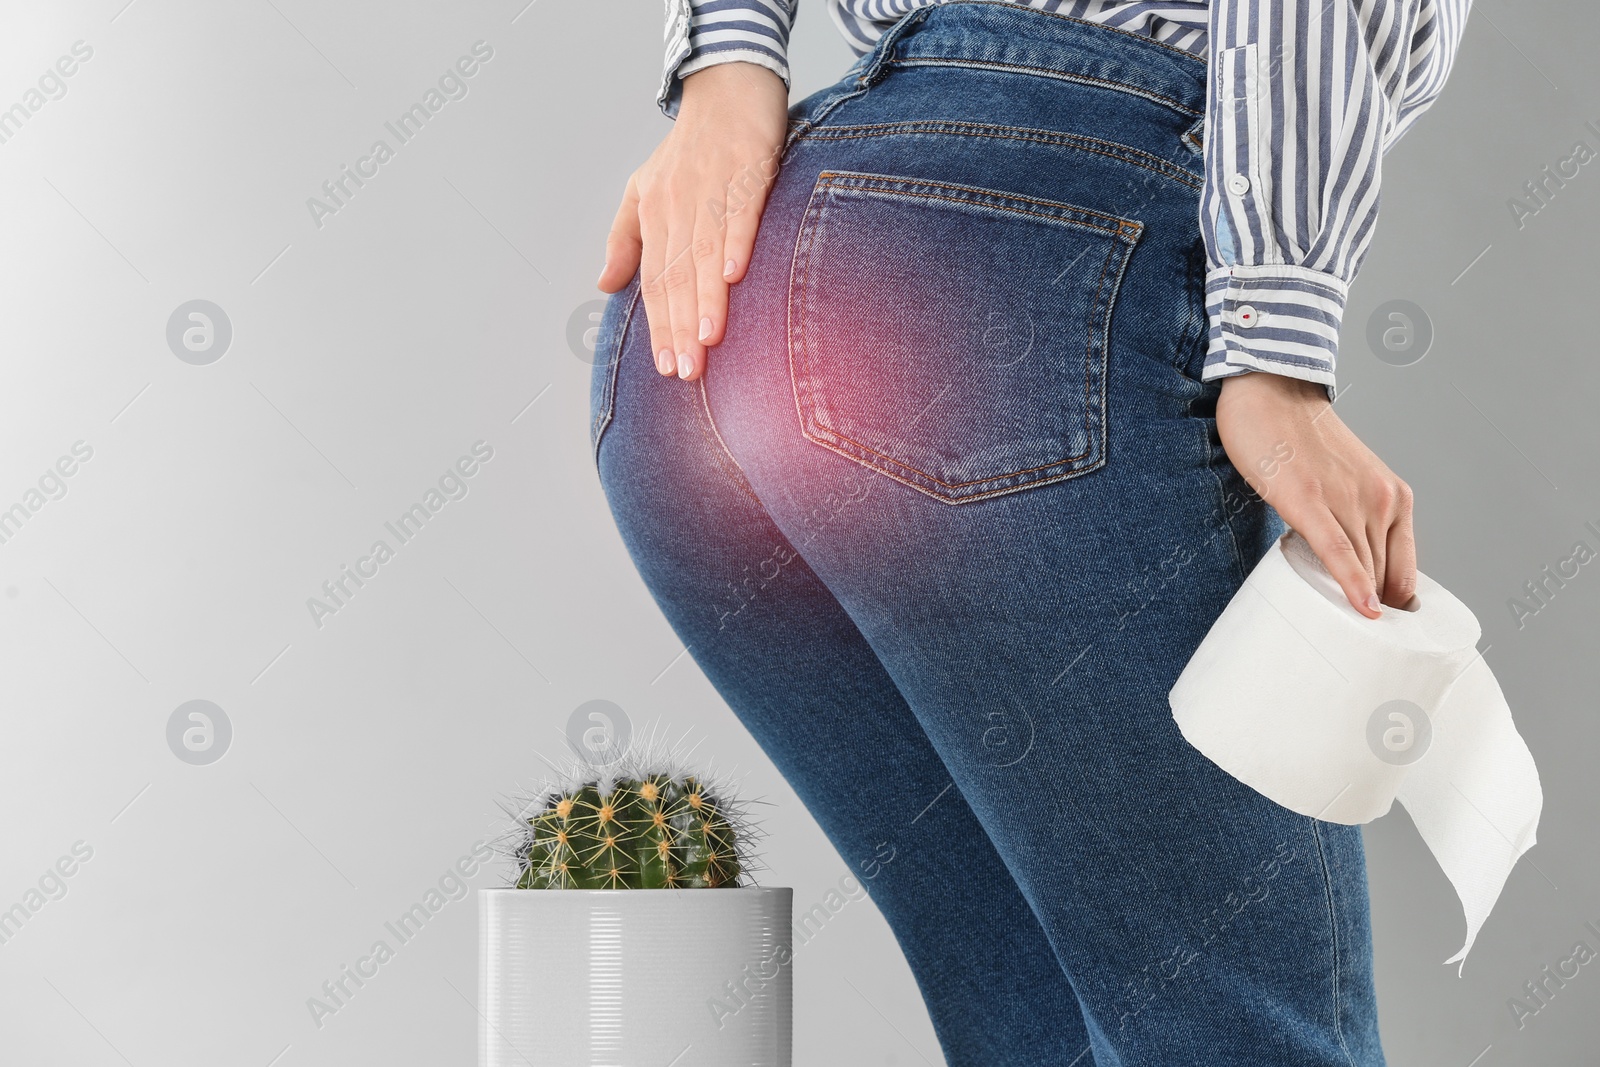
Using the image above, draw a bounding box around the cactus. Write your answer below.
[513,773,743,889]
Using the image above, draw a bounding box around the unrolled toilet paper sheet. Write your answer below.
[1169,530,1542,972]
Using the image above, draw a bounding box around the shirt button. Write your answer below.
[1227,174,1251,195]
[1235,303,1260,328]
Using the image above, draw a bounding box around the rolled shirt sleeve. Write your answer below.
[658,0,800,120]
[1200,0,1473,397]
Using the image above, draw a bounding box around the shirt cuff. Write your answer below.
[658,0,694,119]
[1202,263,1348,401]
[656,0,793,121]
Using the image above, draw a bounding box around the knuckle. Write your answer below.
[660,175,691,202]
[1294,477,1328,505]
[1321,528,1357,559]
[691,234,718,263]
[662,261,694,290]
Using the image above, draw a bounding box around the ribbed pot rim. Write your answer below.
[479,886,791,895]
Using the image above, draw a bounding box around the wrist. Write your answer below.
[1218,370,1329,409]
[679,61,787,119]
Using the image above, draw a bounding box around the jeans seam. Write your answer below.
[812,171,1142,239]
[700,374,748,486]
[1311,820,1359,1067]
[591,279,640,470]
[792,81,871,144]
[933,1,1210,67]
[799,120,1203,189]
[788,2,938,140]
[1174,229,1209,377]
[1196,421,1247,582]
[885,57,1202,119]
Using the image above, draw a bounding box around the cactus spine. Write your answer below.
[516,774,742,889]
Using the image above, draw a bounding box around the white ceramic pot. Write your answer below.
[479,887,793,1067]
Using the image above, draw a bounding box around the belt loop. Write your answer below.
[856,5,937,87]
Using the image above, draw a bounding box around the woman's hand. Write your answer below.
[596,62,790,381]
[1216,372,1416,619]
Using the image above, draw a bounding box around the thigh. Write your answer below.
[590,271,1095,1067]
[698,45,1383,1067]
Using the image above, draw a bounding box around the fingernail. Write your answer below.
[676,351,693,379]
[656,347,673,375]
[699,316,713,341]
[1365,593,1382,614]
[724,258,737,278]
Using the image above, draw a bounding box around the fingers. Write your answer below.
[597,175,643,294]
[721,164,768,286]
[692,161,778,370]
[1353,474,1418,611]
[1281,499,1384,619]
[636,188,677,377]
[1362,479,1403,604]
[661,195,704,379]
[1382,480,1418,608]
[606,67,789,382]
[632,184,732,381]
[1214,373,1419,621]
[1277,473,1418,619]
[1365,513,1388,609]
[691,204,730,360]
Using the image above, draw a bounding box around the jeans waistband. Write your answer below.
[852,0,1208,121]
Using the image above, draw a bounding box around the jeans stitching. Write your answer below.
[886,57,1203,119]
[799,120,1203,189]
[854,4,937,89]
[812,171,1143,239]
[591,278,640,469]
[1311,820,1359,1067]
[1173,229,1210,378]
[786,168,829,472]
[789,172,1134,500]
[924,1,1211,67]
[805,85,869,133]
[789,436,1108,503]
[696,386,768,512]
[1196,415,1247,581]
[896,0,1203,68]
[700,374,748,486]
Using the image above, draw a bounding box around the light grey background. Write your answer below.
[0,1,1594,1064]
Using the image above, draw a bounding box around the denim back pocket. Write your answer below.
[789,171,1143,503]
[589,271,641,468]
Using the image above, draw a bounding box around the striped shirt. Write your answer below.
[657,0,1473,395]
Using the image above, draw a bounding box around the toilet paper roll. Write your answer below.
[1169,530,1542,972]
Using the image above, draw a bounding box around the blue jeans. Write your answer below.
[589,4,1383,1064]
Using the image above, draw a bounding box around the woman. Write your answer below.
[589,1,1463,1062]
